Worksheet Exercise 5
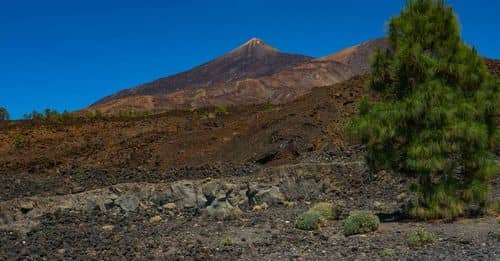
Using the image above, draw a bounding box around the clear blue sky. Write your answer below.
[1,0,499,119]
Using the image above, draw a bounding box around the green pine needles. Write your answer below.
[348,0,499,220]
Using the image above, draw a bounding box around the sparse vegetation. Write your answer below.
[118,110,151,118]
[23,109,72,121]
[373,201,390,212]
[214,105,229,116]
[408,228,435,248]
[381,248,395,257]
[342,211,380,236]
[310,202,339,220]
[491,229,500,241]
[13,135,23,149]
[486,200,500,215]
[262,101,273,110]
[220,237,234,246]
[348,0,499,220]
[295,202,340,231]
[93,110,103,119]
[295,210,324,231]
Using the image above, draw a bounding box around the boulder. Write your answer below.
[254,186,285,205]
[114,194,140,212]
[170,181,206,208]
[203,199,242,220]
[163,203,177,210]
[19,201,34,214]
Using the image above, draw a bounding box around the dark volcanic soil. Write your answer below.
[1,205,498,260]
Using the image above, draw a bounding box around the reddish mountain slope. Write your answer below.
[89,39,387,113]
[94,38,312,105]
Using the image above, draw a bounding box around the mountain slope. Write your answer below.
[322,38,388,75]
[89,38,387,113]
[94,38,312,105]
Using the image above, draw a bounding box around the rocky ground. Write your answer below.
[1,148,498,260]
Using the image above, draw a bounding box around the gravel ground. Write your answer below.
[0,204,498,260]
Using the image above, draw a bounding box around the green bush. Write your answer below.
[22,109,73,121]
[262,101,273,110]
[295,210,324,231]
[310,202,340,220]
[220,237,234,246]
[214,105,229,116]
[487,200,500,215]
[347,0,499,220]
[408,228,435,248]
[13,135,22,149]
[381,248,395,257]
[343,211,380,236]
[491,229,500,241]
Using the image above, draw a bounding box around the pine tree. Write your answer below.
[348,0,499,219]
[0,107,8,120]
[0,107,9,128]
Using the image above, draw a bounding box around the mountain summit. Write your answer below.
[231,38,279,56]
[94,38,312,105]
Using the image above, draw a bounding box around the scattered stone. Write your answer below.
[163,203,177,210]
[396,193,408,203]
[19,201,34,213]
[252,202,269,211]
[149,215,162,224]
[102,225,114,232]
[283,201,296,208]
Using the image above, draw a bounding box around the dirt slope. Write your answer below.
[1,76,371,175]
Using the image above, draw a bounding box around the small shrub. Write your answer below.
[310,202,340,220]
[381,248,395,257]
[94,110,103,119]
[13,135,22,149]
[262,101,273,110]
[220,237,234,246]
[343,211,380,236]
[199,111,209,120]
[295,210,324,231]
[491,229,500,241]
[486,200,500,215]
[408,228,435,248]
[373,201,390,212]
[214,105,228,116]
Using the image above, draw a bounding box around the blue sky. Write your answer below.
[1,0,499,119]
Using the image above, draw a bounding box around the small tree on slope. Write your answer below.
[0,107,9,128]
[348,0,499,220]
